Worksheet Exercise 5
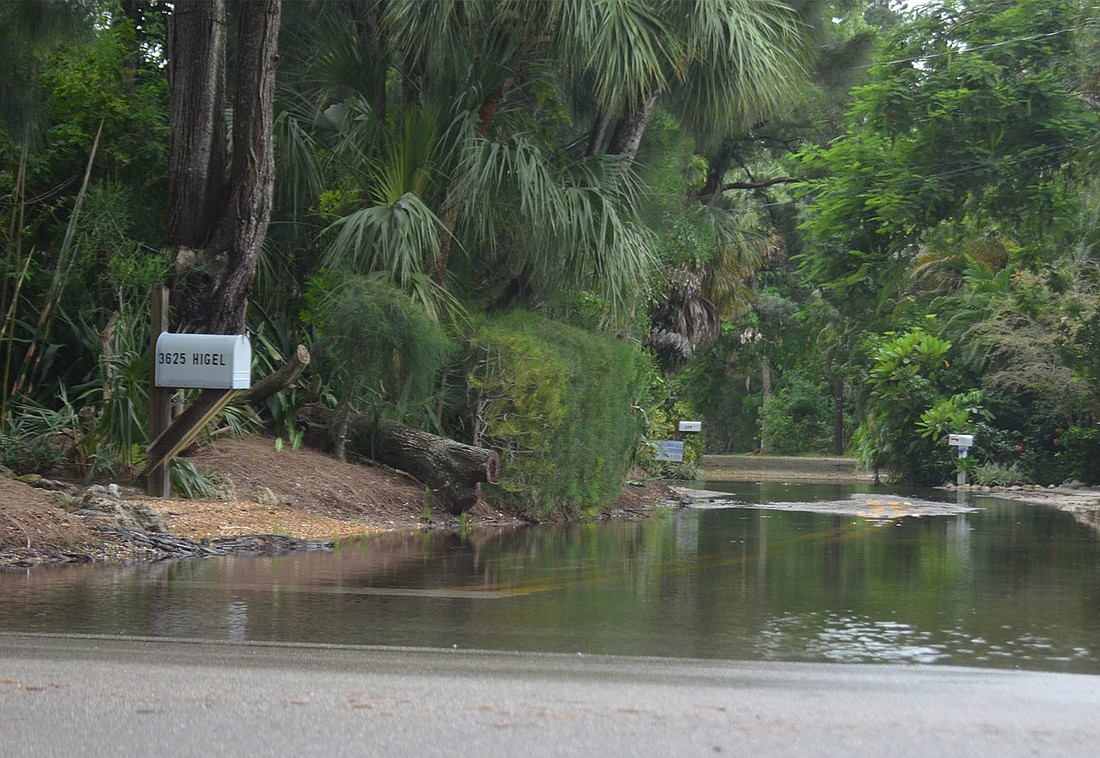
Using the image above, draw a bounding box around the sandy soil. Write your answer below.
[0,435,676,566]
[6,440,1094,566]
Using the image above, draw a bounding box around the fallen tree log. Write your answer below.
[297,406,500,515]
[177,344,311,458]
[242,344,311,407]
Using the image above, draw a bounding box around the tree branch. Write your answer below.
[241,343,310,407]
[716,176,802,192]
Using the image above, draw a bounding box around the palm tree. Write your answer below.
[268,0,815,330]
[553,0,810,164]
[272,0,656,322]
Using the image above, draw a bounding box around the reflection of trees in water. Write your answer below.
[152,528,532,643]
[3,509,1099,671]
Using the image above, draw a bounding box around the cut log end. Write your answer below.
[485,451,501,483]
[242,343,311,407]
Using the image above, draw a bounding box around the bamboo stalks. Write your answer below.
[8,121,103,405]
[1,145,29,422]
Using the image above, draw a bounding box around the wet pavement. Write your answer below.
[677,488,976,519]
[3,633,1100,757]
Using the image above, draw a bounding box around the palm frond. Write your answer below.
[324,192,445,285]
[273,94,324,223]
[557,0,678,108]
[450,134,655,315]
[669,0,809,135]
[698,205,771,317]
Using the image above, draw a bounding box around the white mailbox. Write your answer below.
[947,434,974,448]
[155,333,251,389]
[678,420,702,433]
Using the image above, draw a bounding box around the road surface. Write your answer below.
[2,633,1098,756]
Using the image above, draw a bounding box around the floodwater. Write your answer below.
[2,482,1099,673]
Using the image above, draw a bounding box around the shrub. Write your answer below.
[469,311,645,520]
[759,373,833,455]
[170,459,223,499]
[973,462,1025,487]
[0,400,79,474]
[1058,425,1100,484]
[305,276,453,425]
[856,328,987,485]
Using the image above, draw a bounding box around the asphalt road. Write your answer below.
[2,633,1099,757]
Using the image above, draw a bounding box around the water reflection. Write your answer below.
[759,613,950,664]
[2,485,1098,673]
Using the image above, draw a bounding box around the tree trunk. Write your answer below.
[166,0,227,249]
[167,0,281,335]
[586,109,611,157]
[204,0,280,334]
[431,78,514,285]
[833,377,845,456]
[700,144,734,206]
[298,407,501,515]
[759,358,773,453]
[608,92,659,165]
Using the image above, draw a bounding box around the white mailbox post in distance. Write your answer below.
[947,433,975,486]
[947,433,974,449]
[155,333,251,389]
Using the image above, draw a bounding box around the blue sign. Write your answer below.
[653,440,684,463]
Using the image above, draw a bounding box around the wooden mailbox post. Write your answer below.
[142,289,251,496]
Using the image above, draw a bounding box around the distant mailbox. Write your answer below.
[947,434,974,448]
[155,333,251,389]
[678,420,702,433]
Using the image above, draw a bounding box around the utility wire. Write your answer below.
[872,27,1080,68]
[710,137,1089,215]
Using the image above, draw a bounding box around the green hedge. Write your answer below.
[305,276,453,425]
[1059,425,1100,484]
[469,311,645,520]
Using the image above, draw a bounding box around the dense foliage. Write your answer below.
[469,312,646,519]
[3,0,1099,515]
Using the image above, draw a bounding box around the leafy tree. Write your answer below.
[760,371,836,455]
[784,0,1100,478]
[0,0,92,146]
[2,4,169,420]
[799,0,1097,311]
[854,327,987,484]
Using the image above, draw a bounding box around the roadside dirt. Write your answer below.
[1,435,677,566]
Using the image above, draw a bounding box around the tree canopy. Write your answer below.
[3,0,1100,509]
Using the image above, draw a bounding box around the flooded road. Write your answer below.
[2,482,1098,673]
